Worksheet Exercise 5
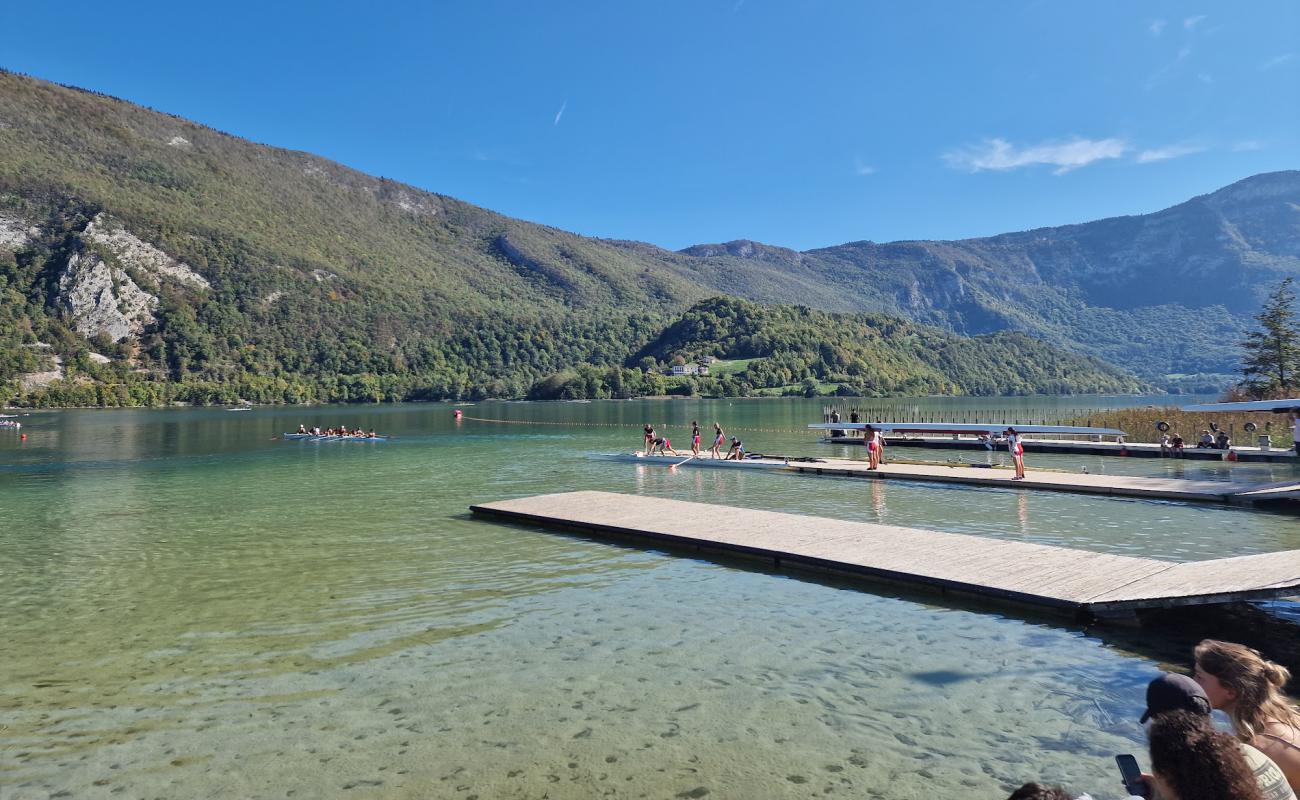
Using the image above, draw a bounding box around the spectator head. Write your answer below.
[1141,672,1212,723]
[1006,783,1072,800]
[1147,710,1265,800]
[1193,639,1299,740]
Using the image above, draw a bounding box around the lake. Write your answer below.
[2,396,1297,799]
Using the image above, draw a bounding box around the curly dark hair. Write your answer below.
[1148,711,1265,800]
[1006,782,1072,800]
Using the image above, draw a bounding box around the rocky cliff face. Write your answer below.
[57,249,159,341]
[53,214,209,342]
[82,214,210,290]
[0,211,37,250]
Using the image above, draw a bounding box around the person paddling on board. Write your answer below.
[643,424,655,455]
[690,421,701,456]
[1006,427,1026,480]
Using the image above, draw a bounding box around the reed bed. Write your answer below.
[1069,406,1294,447]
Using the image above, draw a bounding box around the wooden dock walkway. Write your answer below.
[821,435,1300,463]
[470,491,1300,618]
[600,453,1300,507]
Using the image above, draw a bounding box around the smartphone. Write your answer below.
[1115,754,1149,798]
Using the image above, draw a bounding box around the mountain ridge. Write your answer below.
[1,69,1295,401]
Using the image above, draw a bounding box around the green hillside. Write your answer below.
[0,70,1154,404]
[642,297,1142,397]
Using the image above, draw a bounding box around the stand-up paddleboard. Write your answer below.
[808,422,1126,436]
[1181,398,1300,413]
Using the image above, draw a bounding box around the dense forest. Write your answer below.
[527,298,1143,400]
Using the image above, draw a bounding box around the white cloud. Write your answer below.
[553,100,567,126]
[1231,140,1263,152]
[1149,19,1166,35]
[1136,144,1206,163]
[1183,14,1206,29]
[942,137,1128,175]
[1261,53,1295,70]
[853,157,876,177]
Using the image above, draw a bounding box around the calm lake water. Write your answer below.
[2,397,1298,799]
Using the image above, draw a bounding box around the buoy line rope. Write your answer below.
[458,415,810,435]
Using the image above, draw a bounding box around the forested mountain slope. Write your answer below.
[679,172,1300,384]
[0,69,1276,402]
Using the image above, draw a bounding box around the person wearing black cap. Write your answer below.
[1138,673,1295,800]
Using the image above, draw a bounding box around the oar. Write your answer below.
[671,454,694,468]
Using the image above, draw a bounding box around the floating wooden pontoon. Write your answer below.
[471,491,1300,620]
[596,453,1300,507]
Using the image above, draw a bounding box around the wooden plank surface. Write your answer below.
[603,453,1297,505]
[470,491,1300,613]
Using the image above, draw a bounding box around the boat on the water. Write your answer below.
[593,452,816,470]
[283,432,388,441]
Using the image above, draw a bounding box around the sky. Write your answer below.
[2,1,1297,251]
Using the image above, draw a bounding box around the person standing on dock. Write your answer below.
[691,421,701,456]
[710,423,725,459]
[865,425,880,470]
[1006,427,1026,480]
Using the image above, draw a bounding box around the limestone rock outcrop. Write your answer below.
[0,212,38,250]
[83,214,210,290]
[57,250,159,342]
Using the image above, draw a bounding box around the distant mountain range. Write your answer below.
[675,171,1300,385]
[1,69,1295,403]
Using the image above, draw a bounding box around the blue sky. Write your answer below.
[2,1,1297,250]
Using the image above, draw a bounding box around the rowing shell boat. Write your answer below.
[283,432,388,441]
[593,452,808,470]
[808,422,1126,436]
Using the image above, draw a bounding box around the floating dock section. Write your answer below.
[819,435,1298,463]
[471,491,1300,619]
[598,453,1300,507]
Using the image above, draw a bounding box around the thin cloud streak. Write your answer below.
[853,157,876,176]
[1136,144,1205,163]
[1184,14,1206,29]
[1149,19,1166,35]
[553,100,567,126]
[943,137,1127,175]
[1261,53,1295,70]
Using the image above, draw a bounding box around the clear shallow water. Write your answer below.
[2,398,1298,799]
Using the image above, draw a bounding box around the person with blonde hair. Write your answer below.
[1194,639,1300,793]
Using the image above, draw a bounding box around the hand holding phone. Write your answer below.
[1115,754,1150,798]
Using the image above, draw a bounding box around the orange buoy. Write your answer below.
[453,409,463,420]
[1227,450,1238,462]
[20,433,27,441]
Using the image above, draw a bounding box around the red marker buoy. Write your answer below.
[20,433,27,441]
